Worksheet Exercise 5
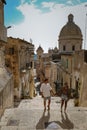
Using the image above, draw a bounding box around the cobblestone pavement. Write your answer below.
[0,95,87,130]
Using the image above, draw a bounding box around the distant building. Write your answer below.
[36,45,59,92]
[36,45,58,83]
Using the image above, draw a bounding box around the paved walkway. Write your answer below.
[0,95,87,130]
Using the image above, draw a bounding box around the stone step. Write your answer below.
[0,108,87,129]
[1,126,82,130]
[0,126,40,130]
[0,96,87,130]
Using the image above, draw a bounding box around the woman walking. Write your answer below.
[61,82,70,112]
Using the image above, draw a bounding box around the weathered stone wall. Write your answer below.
[5,37,34,99]
[72,50,87,106]
[79,63,87,106]
[0,68,14,117]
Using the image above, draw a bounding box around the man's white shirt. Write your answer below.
[40,83,52,97]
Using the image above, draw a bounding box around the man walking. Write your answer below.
[40,78,54,111]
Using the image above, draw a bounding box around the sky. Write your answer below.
[4,0,87,53]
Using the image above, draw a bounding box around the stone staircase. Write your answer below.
[0,96,87,130]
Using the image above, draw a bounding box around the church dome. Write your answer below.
[59,14,82,40]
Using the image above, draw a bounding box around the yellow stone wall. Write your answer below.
[5,37,34,99]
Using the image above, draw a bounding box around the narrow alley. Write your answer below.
[0,95,87,130]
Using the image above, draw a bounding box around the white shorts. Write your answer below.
[61,94,68,101]
[44,96,51,101]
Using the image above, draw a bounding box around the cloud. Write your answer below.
[41,2,55,9]
[20,0,37,5]
[20,0,25,4]
[66,0,74,6]
[31,0,37,3]
[66,0,81,5]
[7,1,87,52]
[76,0,81,3]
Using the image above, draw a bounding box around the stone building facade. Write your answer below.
[50,61,58,93]
[57,14,87,106]
[5,37,34,99]
[72,50,87,106]
[57,52,73,88]
[58,14,83,87]
[0,1,14,117]
[36,45,51,82]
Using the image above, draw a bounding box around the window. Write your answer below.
[26,63,29,67]
[63,45,66,51]
[9,47,14,55]
[72,45,75,51]
[84,51,87,63]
